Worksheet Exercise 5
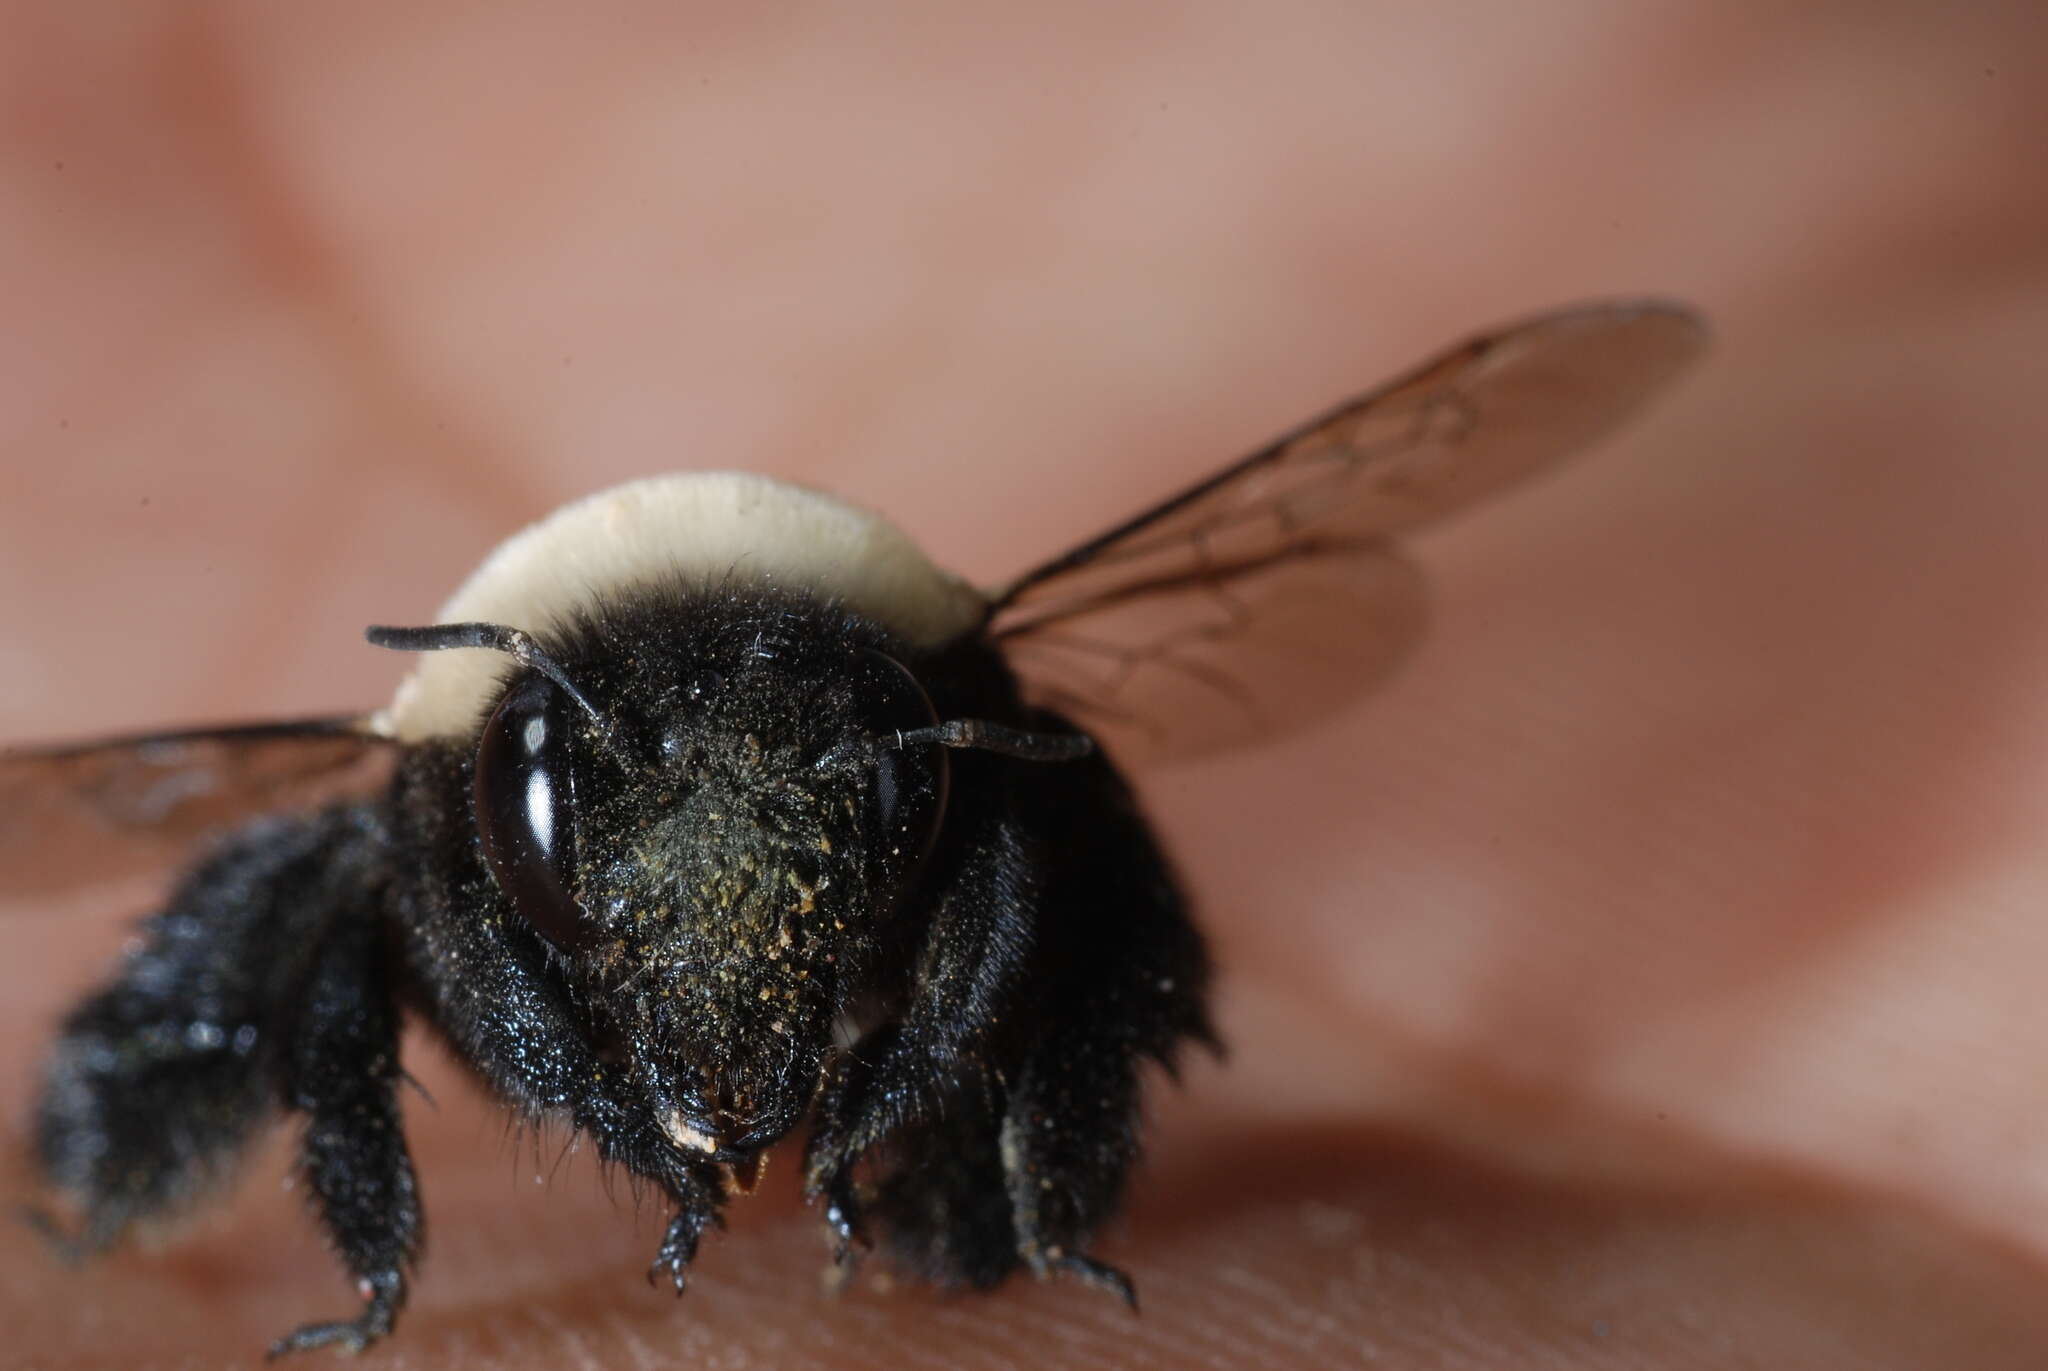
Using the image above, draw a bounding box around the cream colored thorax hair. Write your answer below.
[378,473,989,742]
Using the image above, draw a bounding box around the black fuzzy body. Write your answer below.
[32,582,1213,1352]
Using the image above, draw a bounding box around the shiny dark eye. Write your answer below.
[860,650,949,872]
[474,673,587,950]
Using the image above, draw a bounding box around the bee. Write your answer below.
[8,299,1705,1354]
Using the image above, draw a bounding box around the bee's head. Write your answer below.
[413,595,950,1151]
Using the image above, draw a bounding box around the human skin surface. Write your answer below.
[4,3,2048,1367]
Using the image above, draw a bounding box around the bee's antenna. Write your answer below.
[890,719,1094,762]
[366,622,611,736]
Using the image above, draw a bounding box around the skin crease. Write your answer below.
[4,0,2048,1365]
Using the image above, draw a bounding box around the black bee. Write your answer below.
[9,300,1704,1355]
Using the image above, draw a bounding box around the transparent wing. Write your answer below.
[991,299,1707,763]
[1002,542,1430,763]
[0,717,395,898]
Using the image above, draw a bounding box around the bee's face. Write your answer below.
[466,599,949,1147]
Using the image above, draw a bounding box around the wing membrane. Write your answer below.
[0,717,395,898]
[1003,542,1428,764]
[993,299,1707,761]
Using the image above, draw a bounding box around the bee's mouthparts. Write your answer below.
[661,1109,722,1155]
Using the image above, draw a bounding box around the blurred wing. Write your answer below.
[991,299,1707,762]
[0,717,396,898]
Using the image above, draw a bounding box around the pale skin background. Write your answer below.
[4,2,2048,1367]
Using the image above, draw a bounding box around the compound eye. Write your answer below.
[474,673,587,950]
[861,651,949,872]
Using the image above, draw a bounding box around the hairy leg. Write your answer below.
[266,913,421,1356]
[33,810,382,1255]
[808,746,1211,1293]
